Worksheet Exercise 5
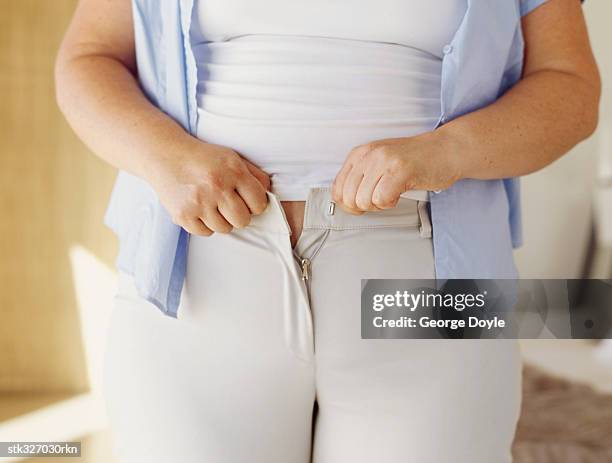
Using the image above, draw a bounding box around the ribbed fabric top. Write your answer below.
[192,1,465,200]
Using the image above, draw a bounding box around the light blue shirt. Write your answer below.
[104,0,549,317]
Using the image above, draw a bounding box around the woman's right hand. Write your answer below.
[149,139,271,237]
[55,0,271,237]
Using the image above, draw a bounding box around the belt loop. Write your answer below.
[417,201,432,239]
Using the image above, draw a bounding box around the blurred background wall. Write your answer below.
[0,0,116,402]
[0,1,611,462]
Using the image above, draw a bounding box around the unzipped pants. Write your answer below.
[103,187,522,463]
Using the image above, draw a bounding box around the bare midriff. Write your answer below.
[281,201,306,249]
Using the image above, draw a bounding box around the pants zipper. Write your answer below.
[300,257,311,281]
[293,228,330,295]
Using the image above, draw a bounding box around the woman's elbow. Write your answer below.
[54,47,75,119]
[579,66,602,140]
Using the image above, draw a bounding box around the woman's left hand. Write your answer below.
[331,132,461,214]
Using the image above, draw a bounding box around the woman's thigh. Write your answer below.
[103,228,316,463]
[309,227,522,463]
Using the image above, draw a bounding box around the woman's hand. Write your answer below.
[332,132,460,214]
[333,1,601,216]
[55,0,272,238]
[149,138,271,236]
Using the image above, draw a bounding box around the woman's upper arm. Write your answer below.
[521,0,600,92]
[56,0,136,74]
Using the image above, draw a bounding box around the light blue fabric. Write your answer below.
[104,0,549,317]
[520,0,550,16]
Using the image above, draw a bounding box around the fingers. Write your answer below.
[333,142,407,213]
[207,159,269,231]
[200,207,234,234]
[195,160,269,232]
[341,169,364,210]
[217,191,253,229]
[355,174,384,211]
[372,175,402,209]
[332,160,362,215]
[332,154,356,203]
[333,145,371,214]
[340,203,366,215]
[235,175,269,215]
[182,218,214,237]
[165,148,274,237]
[244,159,272,191]
[180,192,257,236]
[335,169,364,215]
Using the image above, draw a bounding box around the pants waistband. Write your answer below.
[254,187,432,238]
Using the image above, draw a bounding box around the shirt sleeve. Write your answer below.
[519,0,549,16]
[521,0,583,17]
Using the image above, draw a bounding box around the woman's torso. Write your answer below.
[191,0,466,201]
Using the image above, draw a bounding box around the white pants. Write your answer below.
[103,188,522,463]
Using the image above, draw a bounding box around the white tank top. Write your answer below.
[192,1,466,200]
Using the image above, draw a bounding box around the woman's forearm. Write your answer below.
[55,44,271,235]
[332,59,600,212]
[436,0,601,183]
[437,67,601,181]
[55,52,195,187]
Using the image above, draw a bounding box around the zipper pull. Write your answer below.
[300,257,311,281]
